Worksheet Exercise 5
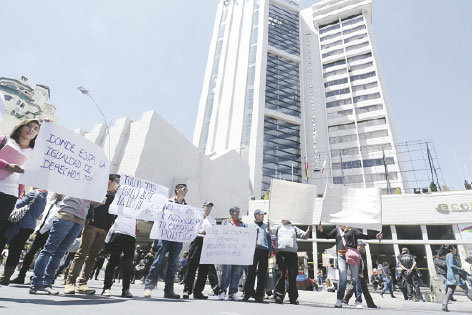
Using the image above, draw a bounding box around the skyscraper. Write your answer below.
[194,0,406,198]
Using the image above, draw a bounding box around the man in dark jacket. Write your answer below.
[398,247,423,301]
[342,240,378,308]
[64,174,120,295]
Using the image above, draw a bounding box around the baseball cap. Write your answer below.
[254,209,266,216]
[203,201,214,207]
[357,240,365,246]
[229,206,240,213]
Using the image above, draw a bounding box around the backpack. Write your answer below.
[8,190,40,223]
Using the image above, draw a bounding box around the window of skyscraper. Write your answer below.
[268,4,299,55]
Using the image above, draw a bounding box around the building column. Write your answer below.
[312,224,318,273]
[452,224,468,266]
[391,225,400,263]
[420,225,435,282]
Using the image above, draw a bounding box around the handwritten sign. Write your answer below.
[200,225,256,265]
[149,202,204,242]
[108,174,169,220]
[19,122,110,202]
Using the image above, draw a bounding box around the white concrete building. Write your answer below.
[0,76,58,135]
[194,0,406,198]
[77,111,250,244]
[301,0,406,193]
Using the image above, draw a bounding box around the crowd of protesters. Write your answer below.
[0,119,471,312]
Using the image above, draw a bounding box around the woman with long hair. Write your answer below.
[442,245,472,312]
[0,119,40,231]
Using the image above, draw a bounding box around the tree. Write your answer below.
[464,180,472,190]
[430,181,438,192]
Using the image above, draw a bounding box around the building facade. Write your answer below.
[0,76,58,135]
[194,0,406,199]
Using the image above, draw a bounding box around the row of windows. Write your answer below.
[357,117,386,128]
[349,61,373,72]
[353,92,381,103]
[341,15,363,27]
[329,128,388,144]
[320,31,341,42]
[329,133,357,144]
[332,157,394,170]
[356,103,383,114]
[326,97,352,108]
[347,52,372,63]
[351,81,378,92]
[322,48,344,58]
[328,122,355,132]
[346,41,369,52]
[350,71,377,82]
[323,68,347,78]
[344,33,368,45]
[268,4,299,56]
[327,108,353,119]
[319,22,340,35]
[325,87,350,98]
[333,171,397,184]
[343,24,366,36]
[325,77,348,88]
[330,142,392,157]
[321,39,343,51]
[323,58,346,70]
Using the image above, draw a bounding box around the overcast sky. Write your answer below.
[0,0,471,190]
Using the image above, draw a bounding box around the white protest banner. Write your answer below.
[108,174,169,221]
[149,202,204,242]
[19,122,110,202]
[268,179,317,224]
[321,184,382,231]
[200,225,256,265]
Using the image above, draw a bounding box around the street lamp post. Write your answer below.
[77,86,111,159]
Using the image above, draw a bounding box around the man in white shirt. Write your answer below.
[183,201,216,299]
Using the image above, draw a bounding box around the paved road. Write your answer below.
[0,275,470,315]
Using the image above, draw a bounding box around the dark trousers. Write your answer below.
[401,271,421,300]
[343,276,376,307]
[0,228,34,268]
[183,237,214,295]
[207,264,219,293]
[18,231,50,277]
[275,251,298,302]
[244,248,268,299]
[103,233,135,292]
[0,192,18,233]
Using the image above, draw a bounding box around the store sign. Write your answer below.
[435,202,472,214]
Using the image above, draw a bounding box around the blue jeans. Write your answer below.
[381,277,393,295]
[31,218,83,288]
[337,255,362,303]
[220,265,243,295]
[145,240,182,293]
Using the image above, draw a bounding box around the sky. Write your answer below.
[0,0,471,190]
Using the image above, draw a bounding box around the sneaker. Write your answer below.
[182,291,190,299]
[193,292,208,300]
[44,286,59,295]
[101,289,111,297]
[231,293,240,301]
[334,299,343,308]
[356,302,363,309]
[77,284,96,295]
[275,296,283,304]
[10,276,25,285]
[29,286,51,295]
[64,284,76,294]
[164,291,180,299]
[144,289,152,298]
[218,292,226,300]
[121,289,133,298]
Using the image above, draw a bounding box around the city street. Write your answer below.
[0,275,470,315]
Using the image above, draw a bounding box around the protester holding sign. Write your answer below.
[144,184,188,299]
[317,225,382,308]
[218,206,246,301]
[64,174,120,295]
[29,196,102,295]
[101,215,136,298]
[183,201,216,300]
[0,119,40,232]
[0,189,48,285]
[270,220,311,305]
[242,209,271,303]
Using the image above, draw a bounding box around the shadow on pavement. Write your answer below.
[0,296,124,306]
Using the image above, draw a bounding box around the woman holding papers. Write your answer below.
[0,120,40,232]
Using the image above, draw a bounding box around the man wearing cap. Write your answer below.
[398,247,422,301]
[219,206,246,301]
[342,240,378,308]
[242,209,271,303]
[183,201,216,299]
